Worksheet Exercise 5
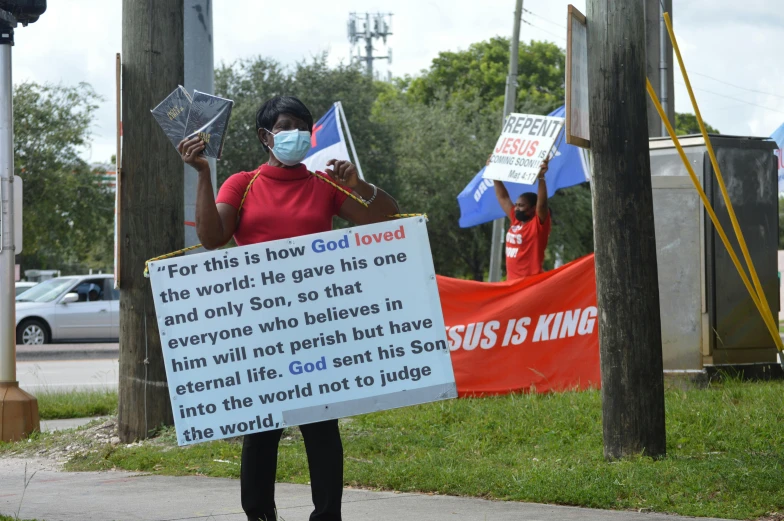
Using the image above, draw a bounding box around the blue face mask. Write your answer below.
[266,129,312,166]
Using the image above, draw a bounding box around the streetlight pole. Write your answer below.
[0,15,16,388]
[0,0,45,442]
[488,0,523,282]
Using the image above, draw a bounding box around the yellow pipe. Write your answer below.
[662,12,780,349]
[646,80,783,351]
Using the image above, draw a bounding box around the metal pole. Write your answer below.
[488,0,524,282]
[658,0,668,136]
[365,13,373,78]
[183,0,215,253]
[0,41,15,383]
[337,102,364,180]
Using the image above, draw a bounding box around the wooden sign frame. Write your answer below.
[566,4,590,148]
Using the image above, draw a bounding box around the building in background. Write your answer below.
[98,170,117,191]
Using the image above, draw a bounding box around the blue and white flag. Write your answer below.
[303,103,351,175]
[772,122,784,195]
[457,105,590,228]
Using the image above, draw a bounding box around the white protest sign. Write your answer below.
[483,113,565,185]
[149,217,457,446]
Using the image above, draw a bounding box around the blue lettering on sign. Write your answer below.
[289,356,327,375]
[312,235,350,253]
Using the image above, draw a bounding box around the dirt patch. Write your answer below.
[2,417,126,466]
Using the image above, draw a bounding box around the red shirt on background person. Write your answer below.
[178,95,400,521]
[492,158,551,280]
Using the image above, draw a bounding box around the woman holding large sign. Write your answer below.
[178,95,399,521]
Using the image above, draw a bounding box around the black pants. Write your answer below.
[241,419,343,521]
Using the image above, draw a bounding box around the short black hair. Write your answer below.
[255,96,314,134]
[520,192,538,207]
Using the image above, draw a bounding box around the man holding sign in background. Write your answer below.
[178,95,399,521]
[492,158,551,279]
[483,111,562,280]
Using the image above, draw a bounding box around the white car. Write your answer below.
[15,281,37,296]
[15,275,119,345]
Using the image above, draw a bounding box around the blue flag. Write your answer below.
[457,106,590,228]
[303,103,351,174]
[772,121,784,195]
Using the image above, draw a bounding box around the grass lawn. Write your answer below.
[34,388,117,420]
[3,380,783,519]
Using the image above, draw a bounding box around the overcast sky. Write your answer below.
[10,0,784,164]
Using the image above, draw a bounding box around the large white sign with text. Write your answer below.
[149,217,457,446]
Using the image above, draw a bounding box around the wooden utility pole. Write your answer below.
[119,0,184,442]
[586,0,666,460]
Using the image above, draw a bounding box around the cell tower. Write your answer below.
[347,12,393,79]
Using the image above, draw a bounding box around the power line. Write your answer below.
[522,8,566,30]
[650,3,783,106]
[674,80,784,115]
[521,10,783,116]
[521,18,566,43]
[688,71,784,101]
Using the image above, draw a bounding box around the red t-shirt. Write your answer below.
[505,209,551,280]
[215,164,349,245]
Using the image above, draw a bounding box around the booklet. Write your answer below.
[182,90,234,159]
[150,85,192,150]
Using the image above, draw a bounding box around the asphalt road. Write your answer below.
[16,358,118,393]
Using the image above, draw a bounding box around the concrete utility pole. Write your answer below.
[644,0,674,137]
[119,0,184,442]
[586,0,666,460]
[183,0,215,253]
[0,0,45,443]
[488,0,524,283]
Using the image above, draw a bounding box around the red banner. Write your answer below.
[438,254,600,396]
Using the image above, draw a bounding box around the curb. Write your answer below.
[16,344,119,362]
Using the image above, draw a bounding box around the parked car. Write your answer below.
[15,275,119,345]
[15,281,37,296]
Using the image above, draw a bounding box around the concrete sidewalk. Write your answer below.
[16,343,119,361]
[0,458,729,521]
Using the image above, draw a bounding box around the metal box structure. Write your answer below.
[649,135,779,369]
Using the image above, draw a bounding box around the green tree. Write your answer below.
[675,112,720,136]
[14,82,114,273]
[372,94,499,279]
[546,184,594,269]
[406,38,565,116]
